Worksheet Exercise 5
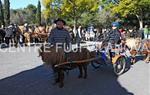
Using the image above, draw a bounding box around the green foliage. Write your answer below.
[42,0,100,26]
[26,4,37,10]
[0,0,4,26]
[24,4,37,24]
[61,0,99,19]
[4,0,10,26]
[110,0,150,28]
[10,4,38,25]
[42,0,63,23]
[36,1,41,25]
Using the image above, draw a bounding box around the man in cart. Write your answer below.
[101,22,121,49]
[98,22,122,62]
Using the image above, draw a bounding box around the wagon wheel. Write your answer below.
[113,56,126,76]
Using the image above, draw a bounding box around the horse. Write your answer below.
[143,39,150,63]
[31,26,40,43]
[126,38,150,63]
[37,26,48,42]
[18,26,33,46]
[65,48,90,79]
[32,26,48,43]
[38,45,91,88]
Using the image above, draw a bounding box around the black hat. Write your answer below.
[54,18,66,25]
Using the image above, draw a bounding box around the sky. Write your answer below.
[8,0,42,9]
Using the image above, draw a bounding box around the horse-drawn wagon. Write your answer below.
[54,43,130,76]
[39,37,150,88]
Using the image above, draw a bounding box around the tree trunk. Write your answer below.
[73,17,78,37]
[139,20,143,29]
[72,0,78,37]
[136,13,143,29]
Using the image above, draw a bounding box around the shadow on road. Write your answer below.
[0,65,134,95]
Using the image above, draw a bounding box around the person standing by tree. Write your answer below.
[143,25,149,39]
[76,26,82,47]
[5,24,13,46]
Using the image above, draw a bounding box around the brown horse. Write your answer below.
[39,45,91,88]
[39,45,65,88]
[32,26,48,43]
[141,39,150,63]
[65,48,90,79]
[126,38,150,63]
[18,26,32,46]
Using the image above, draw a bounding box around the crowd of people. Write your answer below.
[0,23,48,47]
[0,18,150,49]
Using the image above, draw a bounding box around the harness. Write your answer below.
[136,39,147,51]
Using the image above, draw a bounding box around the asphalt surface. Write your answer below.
[0,45,149,95]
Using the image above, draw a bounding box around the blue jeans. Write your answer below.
[144,34,148,39]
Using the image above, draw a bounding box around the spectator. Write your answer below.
[76,26,82,47]
[48,18,71,49]
[143,25,149,39]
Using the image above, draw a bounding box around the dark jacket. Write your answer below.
[101,29,121,49]
[5,27,13,38]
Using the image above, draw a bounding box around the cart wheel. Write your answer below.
[113,56,126,76]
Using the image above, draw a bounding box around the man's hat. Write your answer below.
[112,22,120,27]
[54,18,66,25]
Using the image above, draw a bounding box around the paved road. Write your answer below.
[0,45,149,95]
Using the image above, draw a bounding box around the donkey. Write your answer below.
[39,45,91,88]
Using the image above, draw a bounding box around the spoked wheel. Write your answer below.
[113,56,126,76]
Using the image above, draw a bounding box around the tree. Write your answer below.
[10,9,24,25]
[0,0,4,27]
[42,0,51,23]
[112,0,150,29]
[25,4,37,24]
[4,0,10,26]
[36,0,41,25]
[10,4,39,25]
[96,11,114,28]
[42,0,100,27]
[42,0,63,24]
[61,0,99,29]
